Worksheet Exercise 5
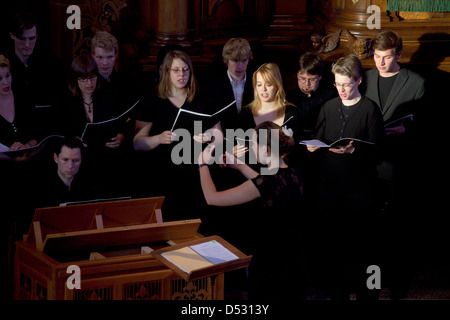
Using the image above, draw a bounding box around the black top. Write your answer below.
[237,104,300,133]
[97,70,140,111]
[58,91,129,149]
[6,50,66,140]
[250,166,305,248]
[287,85,337,139]
[6,50,66,107]
[378,74,398,111]
[236,104,304,168]
[252,167,303,209]
[312,96,385,189]
[135,92,207,161]
[0,95,36,147]
[33,168,99,209]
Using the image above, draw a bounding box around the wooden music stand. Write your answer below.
[152,235,252,300]
[152,235,251,282]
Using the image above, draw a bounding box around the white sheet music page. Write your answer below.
[190,240,239,265]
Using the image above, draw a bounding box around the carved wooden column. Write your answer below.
[325,0,390,38]
[141,0,198,48]
[263,0,313,50]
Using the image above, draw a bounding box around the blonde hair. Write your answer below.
[91,31,119,54]
[222,38,253,65]
[0,54,10,68]
[247,63,293,117]
[157,50,198,102]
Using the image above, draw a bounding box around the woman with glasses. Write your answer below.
[306,54,385,300]
[133,50,207,221]
[58,54,129,197]
[62,54,126,148]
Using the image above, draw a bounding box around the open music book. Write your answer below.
[300,138,374,148]
[0,134,64,154]
[80,100,139,142]
[59,196,132,207]
[384,114,413,127]
[171,100,236,131]
[161,240,239,274]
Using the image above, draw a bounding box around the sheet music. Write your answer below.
[161,240,239,274]
[190,240,239,265]
[81,99,140,139]
[59,196,132,207]
[0,143,8,152]
[211,100,236,117]
[170,100,236,131]
[299,139,330,148]
[384,114,413,127]
[282,116,293,126]
[300,138,374,148]
[162,246,213,274]
[0,134,64,154]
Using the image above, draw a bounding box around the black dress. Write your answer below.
[1,95,38,234]
[248,167,307,300]
[133,93,209,221]
[0,95,36,148]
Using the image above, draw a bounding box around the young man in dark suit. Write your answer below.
[204,38,255,133]
[199,39,256,292]
[8,11,66,140]
[360,30,426,300]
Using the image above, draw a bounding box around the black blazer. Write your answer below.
[203,71,254,131]
[361,67,425,123]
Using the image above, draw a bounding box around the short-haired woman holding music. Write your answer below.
[306,54,385,300]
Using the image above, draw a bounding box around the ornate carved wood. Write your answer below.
[311,0,450,71]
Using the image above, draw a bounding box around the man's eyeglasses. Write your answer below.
[171,67,190,74]
[78,75,97,82]
[333,81,356,88]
